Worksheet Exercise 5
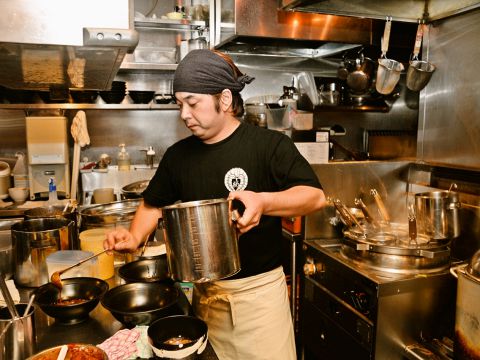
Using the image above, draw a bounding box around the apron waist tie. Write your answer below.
[200,293,237,327]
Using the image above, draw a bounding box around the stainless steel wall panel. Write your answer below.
[418,9,480,169]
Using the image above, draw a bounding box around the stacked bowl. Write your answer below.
[99,81,126,104]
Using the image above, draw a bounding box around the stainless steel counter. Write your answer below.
[19,274,219,359]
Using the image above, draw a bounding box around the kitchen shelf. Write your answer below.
[0,103,179,110]
[119,62,178,71]
[134,18,207,31]
[313,103,390,113]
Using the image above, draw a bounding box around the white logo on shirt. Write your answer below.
[224,167,248,191]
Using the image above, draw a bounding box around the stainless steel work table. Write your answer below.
[19,275,219,359]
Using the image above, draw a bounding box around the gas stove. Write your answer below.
[301,239,456,360]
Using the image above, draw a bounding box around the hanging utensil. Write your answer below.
[370,189,391,223]
[406,21,436,91]
[376,17,404,95]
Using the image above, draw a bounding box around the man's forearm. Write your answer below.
[129,201,162,248]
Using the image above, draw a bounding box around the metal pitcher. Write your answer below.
[0,303,36,360]
[414,190,460,240]
[161,198,240,283]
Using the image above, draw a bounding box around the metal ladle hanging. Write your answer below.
[406,21,436,91]
[376,17,404,95]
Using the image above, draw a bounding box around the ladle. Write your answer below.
[51,240,127,288]
[50,248,113,289]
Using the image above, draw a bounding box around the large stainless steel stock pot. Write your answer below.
[161,198,240,283]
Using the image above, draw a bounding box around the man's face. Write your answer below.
[175,92,226,144]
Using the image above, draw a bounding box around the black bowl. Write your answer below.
[34,277,109,324]
[119,257,171,283]
[128,90,155,104]
[4,89,36,103]
[148,315,208,352]
[154,94,174,104]
[101,282,181,328]
[99,90,125,104]
[70,90,98,103]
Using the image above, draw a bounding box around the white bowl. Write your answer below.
[8,187,29,203]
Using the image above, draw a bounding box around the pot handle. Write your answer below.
[450,262,467,278]
[230,199,245,222]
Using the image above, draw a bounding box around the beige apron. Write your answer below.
[193,266,296,360]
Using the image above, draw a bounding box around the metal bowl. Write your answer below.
[101,282,181,328]
[121,180,150,199]
[119,256,171,283]
[34,277,109,324]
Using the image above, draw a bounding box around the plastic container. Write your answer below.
[79,228,114,280]
[46,250,96,279]
[0,161,11,200]
[11,151,29,188]
[117,144,131,171]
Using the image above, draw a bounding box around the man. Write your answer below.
[105,49,326,359]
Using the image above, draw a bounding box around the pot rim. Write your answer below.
[162,198,229,210]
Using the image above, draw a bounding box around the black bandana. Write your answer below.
[173,49,254,94]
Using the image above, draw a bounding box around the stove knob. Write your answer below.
[303,262,325,276]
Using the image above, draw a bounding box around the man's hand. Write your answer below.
[229,190,265,233]
[104,227,141,253]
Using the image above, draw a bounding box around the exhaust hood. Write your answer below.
[280,0,480,23]
[214,0,375,59]
[0,0,139,91]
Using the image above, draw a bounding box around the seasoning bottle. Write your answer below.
[47,177,58,205]
[117,144,131,171]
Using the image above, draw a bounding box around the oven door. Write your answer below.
[302,277,374,360]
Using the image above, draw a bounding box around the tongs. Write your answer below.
[333,198,362,229]
[354,198,379,228]
[370,189,391,224]
[408,203,418,246]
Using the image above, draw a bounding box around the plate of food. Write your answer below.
[27,344,107,360]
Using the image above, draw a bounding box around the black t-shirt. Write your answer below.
[143,122,322,278]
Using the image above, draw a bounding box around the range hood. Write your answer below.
[0,0,139,91]
[214,0,375,59]
[280,0,480,23]
[214,0,418,64]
